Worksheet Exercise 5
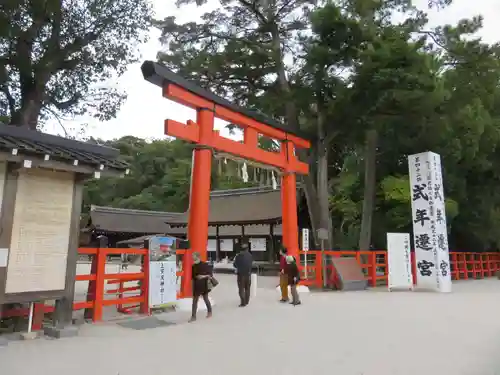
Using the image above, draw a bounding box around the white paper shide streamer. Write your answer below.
[242,162,249,183]
[271,171,277,190]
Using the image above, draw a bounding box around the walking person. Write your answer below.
[189,252,213,322]
[286,255,301,306]
[279,247,289,303]
[233,241,253,307]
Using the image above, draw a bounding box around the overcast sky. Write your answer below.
[45,0,500,141]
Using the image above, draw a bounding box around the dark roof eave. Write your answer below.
[0,125,119,157]
[0,124,129,172]
[166,218,282,227]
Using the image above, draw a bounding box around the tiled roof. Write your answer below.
[89,205,185,234]
[166,186,282,226]
[88,187,284,233]
[0,124,128,171]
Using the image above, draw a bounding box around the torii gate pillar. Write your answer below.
[187,108,214,263]
[281,172,299,258]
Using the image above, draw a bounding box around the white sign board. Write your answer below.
[250,238,266,252]
[0,248,8,267]
[148,236,178,307]
[207,239,217,252]
[302,228,309,251]
[387,233,413,291]
[408,152,451,292]
[149,260,177,307]
[220,239,233,252]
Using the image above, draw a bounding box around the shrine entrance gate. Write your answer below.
[142,61,311,297]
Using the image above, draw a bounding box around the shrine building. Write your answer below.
[82,186,310,263]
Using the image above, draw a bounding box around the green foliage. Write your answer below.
[0,0,152,128]
[146,0,500,252]
[83,136,261,213]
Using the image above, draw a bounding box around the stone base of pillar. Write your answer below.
[44,325,79,339]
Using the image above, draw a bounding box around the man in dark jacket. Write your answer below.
[233,241,253,307]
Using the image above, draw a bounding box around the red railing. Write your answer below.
[1,247,188,329]
[298,250,500,287]
[3,248,500,329]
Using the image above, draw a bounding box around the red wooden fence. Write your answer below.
[297,250,500,288]
[1,248,498,330]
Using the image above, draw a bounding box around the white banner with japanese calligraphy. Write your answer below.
[387,233,413,291]
[149,260,177,308]
[408,152,452,292]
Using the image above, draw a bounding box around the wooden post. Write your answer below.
[92,247,107,322]
[268,224,275,263]
[182,108,214,298]
[84,235,107,320]
[281,172,299,259]
[139,247,150,315]
[215,226,221,262]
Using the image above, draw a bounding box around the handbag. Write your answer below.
[210,276,219,287]
[208,276,219,290]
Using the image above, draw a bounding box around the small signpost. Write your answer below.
[148,236,177,308]
[302,228,309,278]
[387,232,413,291]
[317,228,328,288]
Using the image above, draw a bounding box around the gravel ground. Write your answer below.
[2,274,500,375]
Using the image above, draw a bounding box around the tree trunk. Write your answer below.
[358,129,378,253]
[317,148,332,247]
[269,25,329,249]
[301,173,322,247]
[316,104,333,249]
[10,88,44,129]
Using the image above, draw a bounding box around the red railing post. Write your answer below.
[471,253,478,279]
[84,251,98,320]
[316,252,323,288]
[462,253,469,280]
[451,253,458,280]
[411,252,417,285]
[382,251,388,285]
[31,302,45,331]
[140,247,150,315]
[92,248,107,322]
[480,254,484,277]
[369,252,377,287]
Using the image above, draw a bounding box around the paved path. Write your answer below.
[2,276,500,375]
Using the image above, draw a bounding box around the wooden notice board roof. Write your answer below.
[0,124,129,174]
[89,205,185,235]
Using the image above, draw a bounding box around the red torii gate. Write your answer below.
[141,61,311,297]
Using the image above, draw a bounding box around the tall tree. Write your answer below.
[156,0,337,246]
[0,0,152,129]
